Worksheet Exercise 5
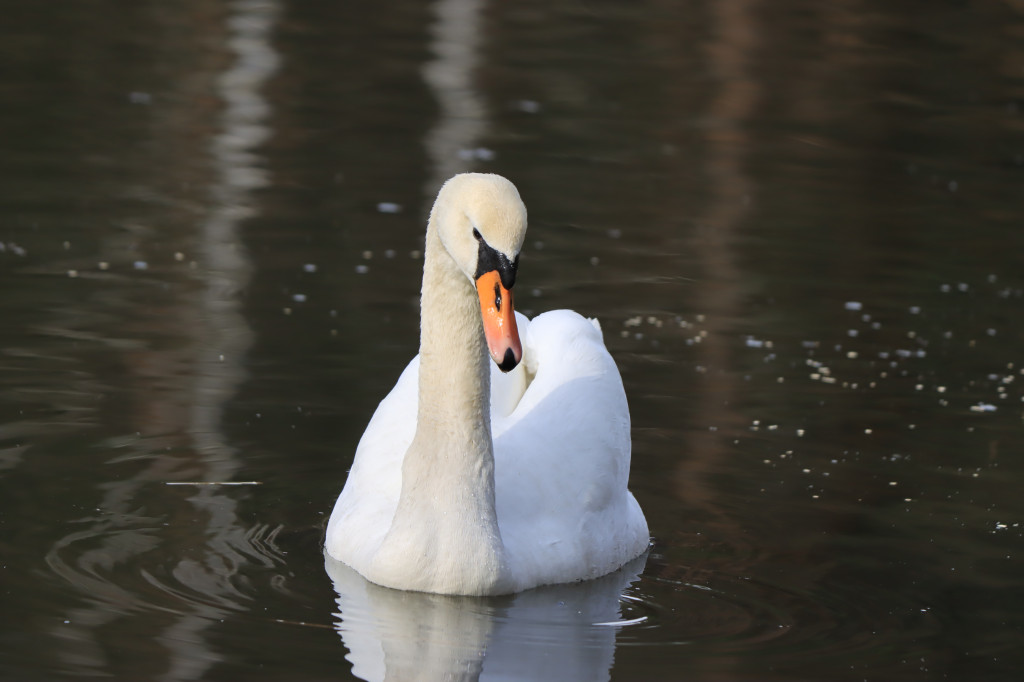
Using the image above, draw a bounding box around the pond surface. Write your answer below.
[2,0,1024,680]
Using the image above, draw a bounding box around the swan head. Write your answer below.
[432,173,527,372]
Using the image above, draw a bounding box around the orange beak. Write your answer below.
[475,270,522,372]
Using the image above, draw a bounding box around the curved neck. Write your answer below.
[416,222,492,439]
[372,214,507,594]
[411,219,495,502]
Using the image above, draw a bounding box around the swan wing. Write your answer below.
[329,311,648,590]
[493,310,649,589]
[325,357,419,568]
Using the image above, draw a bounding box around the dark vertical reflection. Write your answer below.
[672,0,760,517]
[422,0,488,195]
[157,2,280,679]
[41,1,282,679]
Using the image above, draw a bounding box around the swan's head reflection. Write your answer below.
[325,552,648,682]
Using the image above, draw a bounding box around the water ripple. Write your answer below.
[614,549,945,677]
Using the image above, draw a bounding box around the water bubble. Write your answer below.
[457,147,495,161]
[515,99,541,113]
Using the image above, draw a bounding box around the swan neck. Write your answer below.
[369,216,508,594]
[417,221,491,439]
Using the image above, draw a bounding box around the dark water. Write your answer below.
[2,0,1023,679]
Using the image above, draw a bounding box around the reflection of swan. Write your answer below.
[325,552,648,682]
[326,173,648,595]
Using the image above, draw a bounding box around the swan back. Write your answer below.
[492,311,646,590]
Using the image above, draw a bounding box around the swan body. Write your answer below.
[326,173,648,595]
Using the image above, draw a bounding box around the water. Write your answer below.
[1,0,1023,679]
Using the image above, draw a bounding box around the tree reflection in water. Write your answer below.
[44,1,282,679]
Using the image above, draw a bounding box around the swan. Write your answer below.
[325,173,648,596]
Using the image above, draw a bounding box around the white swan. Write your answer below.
[326,173,648,595]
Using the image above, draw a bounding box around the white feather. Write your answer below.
[325,174,648,595]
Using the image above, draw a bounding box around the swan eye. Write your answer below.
[472,228,483,242]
